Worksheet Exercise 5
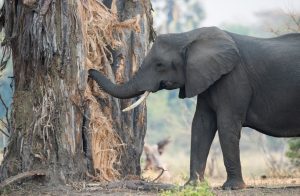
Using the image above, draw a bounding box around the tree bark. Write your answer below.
[105,0,154,178]
[0,0,153,184]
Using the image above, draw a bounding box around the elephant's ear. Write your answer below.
[179,27,240,98]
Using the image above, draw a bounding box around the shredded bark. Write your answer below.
[78,0,142,181]
[0,170,46,189]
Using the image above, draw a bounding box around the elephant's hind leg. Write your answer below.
[217,115,246,190]
[186,96,217,186]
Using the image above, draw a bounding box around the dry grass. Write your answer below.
[142,149,300,186]
[77,0,141,181]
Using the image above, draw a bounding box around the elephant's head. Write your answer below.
[88,27,240,111]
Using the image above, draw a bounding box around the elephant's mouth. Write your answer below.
[158,81,180,90]
[159,81,168,90]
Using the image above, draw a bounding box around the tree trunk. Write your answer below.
[112,1,154,178]
[0,0,153,184]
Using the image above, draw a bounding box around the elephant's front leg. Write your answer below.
[186,97,217,185]
[218,117,246,190]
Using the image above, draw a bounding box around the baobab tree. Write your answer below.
[0,0,154,185]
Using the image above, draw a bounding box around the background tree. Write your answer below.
[286,139,300,168]
[0,0,153,184]
[152,0,205,33]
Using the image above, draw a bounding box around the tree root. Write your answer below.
[0,170,46,189]
[103,180,175,191]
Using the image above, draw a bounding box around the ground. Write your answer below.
[213,177,300,195]
[1,153,300,195]
[0,177,299,196]
[215,186,300,196]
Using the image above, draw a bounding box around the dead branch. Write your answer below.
[0,93,10,136]
[0,47,10,72]
[151,167,166,182]
[105,180,175,191]
[0,118,7,128]
[0,170,46,189]
[0,90,7,111]
[289,13,300,31]
[0,127,8,137]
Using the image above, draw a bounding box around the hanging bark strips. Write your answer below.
[0,0,153,184]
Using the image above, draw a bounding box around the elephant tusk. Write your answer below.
[122,91,150,112]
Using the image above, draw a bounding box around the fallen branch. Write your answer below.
[0,170,46,189]
[105,180,175,191]
[151,167,167,182]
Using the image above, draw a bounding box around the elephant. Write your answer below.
[88,27,300,189]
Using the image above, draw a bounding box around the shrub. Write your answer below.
[286,138,300,167]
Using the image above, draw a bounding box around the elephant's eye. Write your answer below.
[156,63,163,67]
[155,63,167,72]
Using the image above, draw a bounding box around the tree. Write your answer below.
[152,0,205,33]
[286,139,300,168]
[0,0,153,184]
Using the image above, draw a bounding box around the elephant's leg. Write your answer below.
[218,118,245,190]
[186,96,217,185]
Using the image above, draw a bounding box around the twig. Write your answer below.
[0,170,46,189]
[151,167,166,182]
[0,118,8,129]
[289,14,300,31]
[0,47,10,71]
[0,127,9,137]
[0,94,8,112]
[0,93,11,134]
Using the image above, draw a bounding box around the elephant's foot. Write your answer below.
[184,177,204,187]
[185,179,198,187]
[222,178,246,190]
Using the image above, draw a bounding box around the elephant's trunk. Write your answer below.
[88,69,144,99]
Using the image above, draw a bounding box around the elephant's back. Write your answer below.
[229,33,300,137]
[270,33,300,43]
[228,32,300,77]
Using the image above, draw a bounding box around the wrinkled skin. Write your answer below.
[88,27,300,189]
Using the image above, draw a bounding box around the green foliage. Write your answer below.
[286,139,300,167]
[160,182,214,196]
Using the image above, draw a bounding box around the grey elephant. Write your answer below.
[88,27,300,189]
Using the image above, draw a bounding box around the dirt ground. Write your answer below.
[1,178,299,196]
[214,186,300,196]
[213,177,300,196]
[1,152,300,195]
